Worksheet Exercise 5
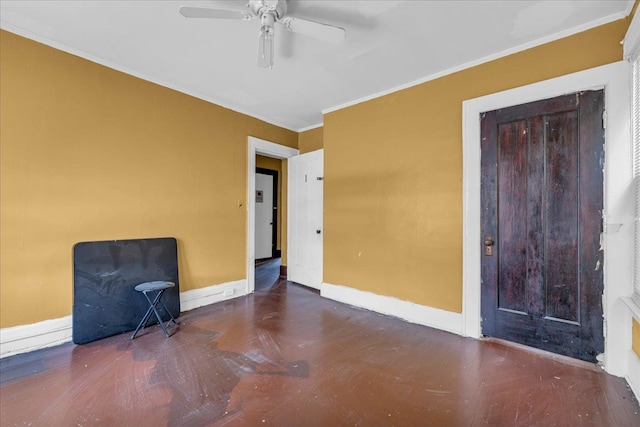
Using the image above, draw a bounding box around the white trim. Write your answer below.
[321,283,463,335]
[323,11,629,117]
[624,10,640,403]
[0,315,73,359]
[462,61,633,377]
[179,279,247,312]
[298,122,323,133]
[628,350,640,401]
[623,2,640,328]
[624,4,640,60]
[0,279,249,359]
[247,136,299,294]
[3,5,629,134]
[0,24,299,133]
[623,295,640,321]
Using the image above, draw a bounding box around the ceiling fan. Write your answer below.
[179,0,346,68]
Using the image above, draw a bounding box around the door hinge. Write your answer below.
[602,110,607,130]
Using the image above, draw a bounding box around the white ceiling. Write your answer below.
[0,0,634,131]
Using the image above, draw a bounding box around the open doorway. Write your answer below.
[254,257,281,291]
[255,166,279,261]
[247,137,299,294]
[255,162,280,291]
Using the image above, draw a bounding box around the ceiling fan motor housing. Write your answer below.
[249,0,287,20]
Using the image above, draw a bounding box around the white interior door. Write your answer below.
[288,149,323,289]
[255,172,273,259]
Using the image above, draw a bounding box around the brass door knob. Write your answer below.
[484,235,494,256]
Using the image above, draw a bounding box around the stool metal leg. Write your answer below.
[145,290,171,338]
[158,298,178,325]
[131,289,175,339]
[131,293,159,339]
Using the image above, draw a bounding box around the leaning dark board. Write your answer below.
[72,237,180,344]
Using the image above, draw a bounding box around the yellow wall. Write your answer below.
[298,127,324,153]
[634,319,640,359]
[323,19,629,312]
[0,30,297,328]
[0,13,634,329]
[256,155,284,254]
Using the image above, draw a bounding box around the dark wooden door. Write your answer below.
[480,91,604,362]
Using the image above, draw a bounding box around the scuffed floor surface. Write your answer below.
[1,281,638,426]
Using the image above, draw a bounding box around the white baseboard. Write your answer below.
[179,279,247,312]
[0,315,73,359]
[0,279,248,359]
[321,282,463,335]
[628,350,640,402]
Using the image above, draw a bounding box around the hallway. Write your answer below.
[255,257,281,291]
[1,280,638,426]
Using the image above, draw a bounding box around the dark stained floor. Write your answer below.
[1,276,639,426]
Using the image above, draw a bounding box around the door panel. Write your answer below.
[545,111,579,322]
[481,91,604,362]
[288,150,323,289]
[497,120,528,314]
[525,115,544,319]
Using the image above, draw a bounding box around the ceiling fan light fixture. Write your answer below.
[257,13,275,68]
[257,31,274,68]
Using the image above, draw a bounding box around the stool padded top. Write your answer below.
[134,281,175,292]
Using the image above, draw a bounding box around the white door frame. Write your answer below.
[462,61,632,376]
[247,136,299,293]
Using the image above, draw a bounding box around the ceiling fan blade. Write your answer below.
[279,17,346,44]
[179,6,252,21]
